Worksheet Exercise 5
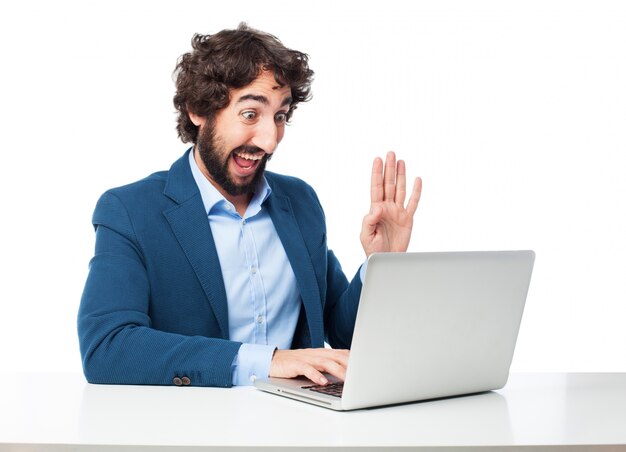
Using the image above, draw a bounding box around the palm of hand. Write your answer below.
[363,201,414,255]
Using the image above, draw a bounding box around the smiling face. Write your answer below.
[190,71,293,204]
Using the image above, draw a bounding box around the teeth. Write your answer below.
[235,152,264,161]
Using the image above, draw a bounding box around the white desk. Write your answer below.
[1,372,625,451]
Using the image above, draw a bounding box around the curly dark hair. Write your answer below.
[173,23,314,144]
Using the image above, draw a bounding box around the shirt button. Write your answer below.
[249,374,257,383]
[251,266,257,275]
[256,315,264,324]
[181,376,191,386]
[173,377,183,386]
[242,219,247,225]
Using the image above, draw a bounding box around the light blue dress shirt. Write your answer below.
[189,151,301,385]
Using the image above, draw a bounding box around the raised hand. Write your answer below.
[360,151,422,257]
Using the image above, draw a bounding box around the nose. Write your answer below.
[251,118,280,154]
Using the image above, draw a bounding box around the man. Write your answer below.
[78,23,421,388]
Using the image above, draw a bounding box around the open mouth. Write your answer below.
[232,151,265,175]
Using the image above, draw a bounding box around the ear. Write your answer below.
[188,111,207,127]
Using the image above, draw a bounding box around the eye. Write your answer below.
[241,111,257,121]
[275,112,288,124]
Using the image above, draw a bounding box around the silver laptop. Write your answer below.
[254,250,535,410]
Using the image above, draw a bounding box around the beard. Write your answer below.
[195,120,271,197]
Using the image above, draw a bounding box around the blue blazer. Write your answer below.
[78,150,363,387]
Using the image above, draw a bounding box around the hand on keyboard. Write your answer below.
[269,348,349,385]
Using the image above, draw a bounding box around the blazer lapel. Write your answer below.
[162,151,230,339]
[266,194,325,347]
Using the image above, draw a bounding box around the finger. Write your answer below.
[328,349,350,367]
[370,157,383,203]
[319,349,350,370]
[307,349,349,382]
[316,358,347,382]
[406,177,423,217]
[301,364,329,385]
[384,151,396,202]
[395,159,407,207]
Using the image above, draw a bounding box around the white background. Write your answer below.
[0,0,624,374]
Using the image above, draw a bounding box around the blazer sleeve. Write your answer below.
[323,250,363,349]
[77,191,241,387]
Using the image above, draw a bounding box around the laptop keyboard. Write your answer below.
[301,382,344,398]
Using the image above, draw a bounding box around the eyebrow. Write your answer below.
[236,94,293,108]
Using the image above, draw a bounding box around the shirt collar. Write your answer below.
[188,148,272,218]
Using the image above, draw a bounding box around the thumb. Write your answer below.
[363,204,383,233]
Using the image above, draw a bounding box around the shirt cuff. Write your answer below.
[359,259,369,284]
[231,343,276,386]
